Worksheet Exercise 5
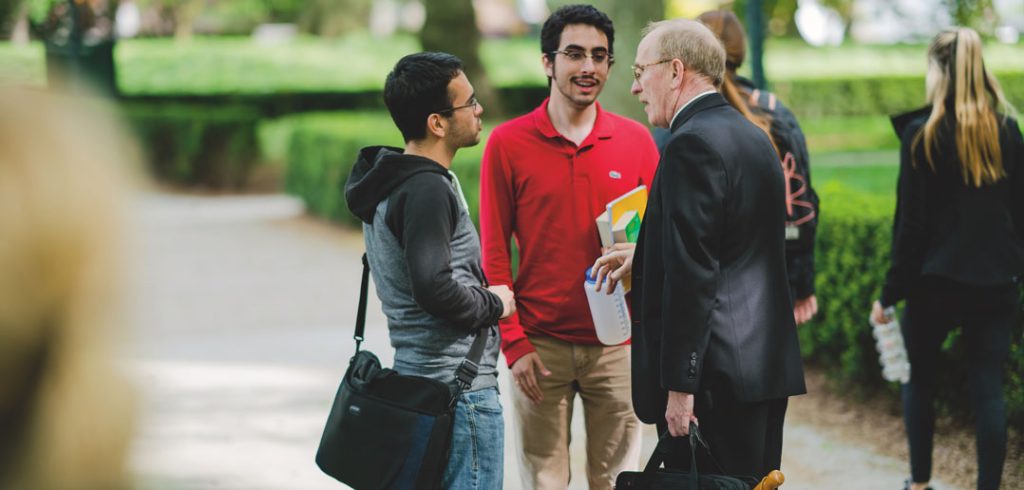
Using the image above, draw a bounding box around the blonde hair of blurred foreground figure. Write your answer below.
[0,87,140,489]
[917,27,1018,187]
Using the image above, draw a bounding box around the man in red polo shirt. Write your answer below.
[480,5,658,489]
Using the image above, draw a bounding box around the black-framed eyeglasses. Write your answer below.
[437,96,479,115]
[632,59,673,81]
[549,49,614,66]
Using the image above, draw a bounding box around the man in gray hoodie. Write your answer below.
[344,51,515,490]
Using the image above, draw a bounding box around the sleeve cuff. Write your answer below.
[501,337,536,368]
[661,353,700,394]
[880,285,901,309]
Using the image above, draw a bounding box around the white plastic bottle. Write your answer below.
[869,307,911,383]
[584,267,631,345]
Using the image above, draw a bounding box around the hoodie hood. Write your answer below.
[344,146,451,223]
[891,106,932,140]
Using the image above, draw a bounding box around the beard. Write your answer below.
[448,117,481,149]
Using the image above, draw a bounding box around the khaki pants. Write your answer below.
[512,334,641,490]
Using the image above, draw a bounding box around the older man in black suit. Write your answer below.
[592,19,805,478]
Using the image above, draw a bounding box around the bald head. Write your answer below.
[641,19,726,88]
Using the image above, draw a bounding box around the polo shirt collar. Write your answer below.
[532,97,616,143]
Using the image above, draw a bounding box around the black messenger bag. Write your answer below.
[315,254,490,489]
[615,424,759,489]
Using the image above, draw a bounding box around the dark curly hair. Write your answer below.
[540,4,615,61]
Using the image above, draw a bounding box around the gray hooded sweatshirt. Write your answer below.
[344,146,502,391]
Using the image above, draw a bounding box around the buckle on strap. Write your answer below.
[454,358,479,391]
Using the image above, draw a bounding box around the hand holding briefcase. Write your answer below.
[615,424,760,490]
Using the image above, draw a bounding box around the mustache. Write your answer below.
[571,75,600,83]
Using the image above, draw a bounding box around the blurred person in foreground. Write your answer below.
[479,5,657,488]
[0,87,139,489]
[696,9,820,326]
[592,19,805,477]
[344,52,515,489]
[870,28,1024,490]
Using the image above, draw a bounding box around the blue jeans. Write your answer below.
[442,387,504,490]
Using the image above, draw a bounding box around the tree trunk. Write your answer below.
[419,0,504,117]
[2,1,27,42]
[549,0,664,126]
[173,0,203,42]
[44,0,120,96]
[0,0,23,38]
[299,0,372,38]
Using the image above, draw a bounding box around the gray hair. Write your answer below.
[641,19,726,88]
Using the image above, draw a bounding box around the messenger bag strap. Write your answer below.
[358,249,490,398]
[353,253,370,353]
[452,326,492,396]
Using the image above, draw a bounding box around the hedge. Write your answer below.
[283,112,485,227]
[771,72,1024,118]
[121,101,262,188]
[121,72,1023,125]
[806,182,1024,429]
[283,116,1024,428]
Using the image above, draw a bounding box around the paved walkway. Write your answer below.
[126,193,957,489]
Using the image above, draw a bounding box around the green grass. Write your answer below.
[813,162,898,196]
[813,149,899,167]
[0,42,44,86]
[802,114,900,197]
[802,115,899,153]
[3,35,1021,94]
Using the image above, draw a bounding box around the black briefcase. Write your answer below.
[315,254,489,489]
[615,424,759,489]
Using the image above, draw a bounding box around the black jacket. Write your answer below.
[736,76,819,299]
[880,107,1024,307]
[652,79,819,299]
[631,94,806,424]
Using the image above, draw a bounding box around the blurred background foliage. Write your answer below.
[1,0,1023,431]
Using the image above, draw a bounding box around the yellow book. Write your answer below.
[606,185,648,232]
[593,186,648,291]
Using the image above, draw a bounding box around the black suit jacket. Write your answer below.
[630,93,806,424]
[881,106,1024,307]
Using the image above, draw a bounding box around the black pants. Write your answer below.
[655,396,788,479]
[901,278,1018,490]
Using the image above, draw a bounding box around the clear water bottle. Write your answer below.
[584,267,631,346]
[869,306,911,384]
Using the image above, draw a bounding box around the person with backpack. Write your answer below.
[697,10,820,326]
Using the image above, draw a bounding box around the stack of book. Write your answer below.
[594,185,648,291]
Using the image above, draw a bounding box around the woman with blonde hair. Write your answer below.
[0,88,138,489]
[871,28,1024,490]
[696,9,820,326]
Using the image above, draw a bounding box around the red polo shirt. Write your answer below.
[480,99,659,367]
